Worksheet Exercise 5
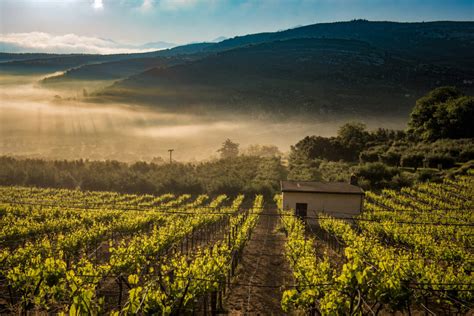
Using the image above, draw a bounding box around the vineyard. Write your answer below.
[279,172,473,315]
[0,186,265,314]
[0,172,473,315]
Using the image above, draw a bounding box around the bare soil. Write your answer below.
[224,208,292,315]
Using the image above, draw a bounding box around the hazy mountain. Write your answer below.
[4,20,473,72]
[145,20,474,67]
[205,20,474,66]
[0,44,207,76]
[0,52,71,63]
[138,41,176,50]
[156,42,215,56]
[0,54,143,74]
[42,56,193,82]
[37,44,213,82]
[0,55,114,74]
[0,50,173,75]
[96,37,474,119]
[212,36,228,43]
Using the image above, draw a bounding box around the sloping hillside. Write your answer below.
[96,37,474,118]
[154,20,474,68]
[41,56,194,82]
[0,51,172,75]
[206,20,474,64]
[7,20,474,78]
[0,52,73,63]
[0,54,132,74]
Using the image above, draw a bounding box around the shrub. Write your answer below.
[401,153,424,170]
[318,160,355,182]
[379,151,401,167]
[459,149,474,162]
[356,162,399,189]
[424,154,455,169]
[359,149,380,163]
[417,169,440,182]
[391,172,415,188]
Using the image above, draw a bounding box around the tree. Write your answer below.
[379,151,401,167]
[244,144,282,157]
[370,128,405,143]
[289,123,374,163]
[290,136,350,161]
[338,122,370,149]
[251,157,288,196]
[356,162,399,189]
[217,139,239,159]
[401,153,424,170]
[442,96,474,139]
[287,146,322,181]
[359,147,382,163]
[407,86,473,140]
[337,122,370,161]
[151,156,166,165]
[424,154,455,169]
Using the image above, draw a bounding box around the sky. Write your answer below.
[0,0,473,54]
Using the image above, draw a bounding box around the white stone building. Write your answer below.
[280,180,364,218]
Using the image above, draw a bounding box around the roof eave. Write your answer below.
[282,189,364,195]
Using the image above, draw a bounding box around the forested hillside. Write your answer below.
[96,37,473,117]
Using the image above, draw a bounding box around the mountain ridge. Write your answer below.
[3,20,473,75]
[95,36,474,119]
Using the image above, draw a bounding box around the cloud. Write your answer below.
[0,32,174,54]
[93,0,104,10]
[140,0,153,11]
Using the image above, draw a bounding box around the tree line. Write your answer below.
[288,86,473,189]
[0,155,286,200]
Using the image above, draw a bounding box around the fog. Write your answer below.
[0,72,407,162]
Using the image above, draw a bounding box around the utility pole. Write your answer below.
[168,149,174,164]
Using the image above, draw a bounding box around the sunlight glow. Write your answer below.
[92,0,103,10]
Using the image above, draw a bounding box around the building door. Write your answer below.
[295,203,307,218]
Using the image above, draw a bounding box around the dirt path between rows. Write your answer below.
[224,207,292,315]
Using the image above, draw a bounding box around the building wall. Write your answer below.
[282,192,363,218]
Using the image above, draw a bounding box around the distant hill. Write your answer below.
[138,41,176,50]
[38,44,214,82]
[212,36,228,43]
[0,54,116,74]
[0,44,215,78]
[0,50,176,75]
[151,20,474,68]
[7,20,474,77]
[42,56,194,82]
[0,52,72,63]
[0,53,145,74]
[202,20,474,67]
[96,37,474,118]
